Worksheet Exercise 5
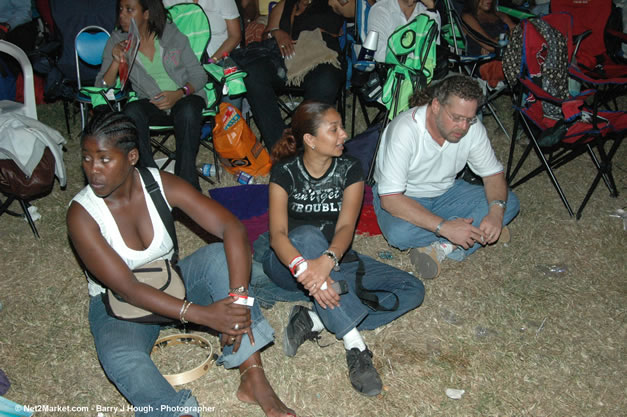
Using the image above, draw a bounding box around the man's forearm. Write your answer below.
[380,193,442,234]
[483,172,508,219]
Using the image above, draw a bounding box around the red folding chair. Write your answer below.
[551,0,627,111]
[506,13,627,219]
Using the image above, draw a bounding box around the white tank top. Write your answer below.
[71,167,175,296]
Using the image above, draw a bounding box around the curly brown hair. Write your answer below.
[409,74,484,108]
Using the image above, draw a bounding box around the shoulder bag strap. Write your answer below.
[353,255,399,312]
[137,167,179,262]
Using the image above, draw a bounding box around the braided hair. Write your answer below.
[81,111,139,154]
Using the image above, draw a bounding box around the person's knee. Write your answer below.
[304,67,342,103]
[379,217,420,250]
[175,97,204,124]
[243,61,275,92]
[99,346,154,391]
[404,278,425,308]
[288,225,328,257]
[123,102,145,123]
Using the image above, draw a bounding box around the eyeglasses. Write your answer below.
[442,105,478,126]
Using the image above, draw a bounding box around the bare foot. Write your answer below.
[236,360,297,417]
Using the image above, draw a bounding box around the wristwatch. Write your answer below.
[489,200,507,210]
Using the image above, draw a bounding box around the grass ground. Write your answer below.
[0,93,625,417]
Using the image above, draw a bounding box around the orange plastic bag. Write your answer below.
[213,102,272,177]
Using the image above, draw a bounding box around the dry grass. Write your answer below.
[0,93,625,417]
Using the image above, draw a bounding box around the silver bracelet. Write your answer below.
[434,220,445,237]
[322,250,340,272]
[489,200,507,210]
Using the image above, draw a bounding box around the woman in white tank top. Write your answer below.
[67,111,297,417]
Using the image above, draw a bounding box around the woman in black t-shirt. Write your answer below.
[255,101,425,397]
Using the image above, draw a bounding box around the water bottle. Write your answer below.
[234,170,255,185]
[221,52,239,76]
[497,33,508,59]
[198,163,216,177]
[354,30,378,73]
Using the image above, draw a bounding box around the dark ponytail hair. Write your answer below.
[81,111,139,154]
[271,101,335,163]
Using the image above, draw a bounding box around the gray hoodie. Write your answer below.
[96,22,208,105]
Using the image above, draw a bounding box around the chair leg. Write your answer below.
[522,118,575,217]
[485,101,510,141]
[63,100,71,138]
[576,139,622,219]
[18,199,40,238]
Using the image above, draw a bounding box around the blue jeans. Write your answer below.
[89,243,275,417]
[373,180,520,259]
[255,226,424,339]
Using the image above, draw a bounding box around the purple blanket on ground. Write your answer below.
[209,184,270,247]
[209,184,380,248]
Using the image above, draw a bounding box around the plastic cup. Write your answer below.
[363,30,379,52]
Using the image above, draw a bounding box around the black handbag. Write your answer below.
[102,168,186,323]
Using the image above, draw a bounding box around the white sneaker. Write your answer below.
[409,242,449,279]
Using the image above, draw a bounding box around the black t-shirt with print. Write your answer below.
[270,154,364,242]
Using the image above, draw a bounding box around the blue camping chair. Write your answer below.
[74,25,126,131]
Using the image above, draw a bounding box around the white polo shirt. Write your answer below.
[368,0,441,63]
[374,105,504,198]
[163,0,240,57]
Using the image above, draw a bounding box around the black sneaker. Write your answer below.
[345,347,382,396]
[283,305,321,357]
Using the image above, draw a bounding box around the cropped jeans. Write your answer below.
[254,226,424,339]
[373,180,521,260]
[88,243,275,417]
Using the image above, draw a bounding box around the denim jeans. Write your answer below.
[255,226,424,339]
[124,95,205,190]
[373,180,521,259]
[89,243,275,417]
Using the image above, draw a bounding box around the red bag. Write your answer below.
[213,102,272,177]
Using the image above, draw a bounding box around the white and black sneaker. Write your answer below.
[346,347,382,396]
[283,305,321,357]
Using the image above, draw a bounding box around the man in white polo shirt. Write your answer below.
[373,74,520,279]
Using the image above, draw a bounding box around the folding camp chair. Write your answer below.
[74,26,126,131]
[551,0,627,113]
[505,13,627,219]
[439,0,534,141]
[365,14,439,183]
[148,3,247,185]
[0,41,66,238]
[345,0,387,137]
[48,0,117,137]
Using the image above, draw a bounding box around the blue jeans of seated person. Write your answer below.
[124,95,205,190]
[89,243,275,417]
[258,226,424,339]
[243,58,343,151]
[373,180,520,260]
